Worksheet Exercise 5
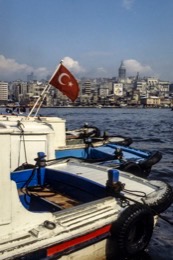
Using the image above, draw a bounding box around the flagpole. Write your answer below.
[49,60,63,83]
[26,85,49,118]
[34,85,51,117]
[26,60,63,119]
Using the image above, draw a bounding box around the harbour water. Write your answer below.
[39,107,173,260]
[1,107,173,259]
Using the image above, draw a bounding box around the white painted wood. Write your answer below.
[0,115,66,170]
[0,132,12,225]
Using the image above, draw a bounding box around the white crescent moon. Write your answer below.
[58,73,70,85]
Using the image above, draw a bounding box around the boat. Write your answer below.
[1,149,172,259]
[66,123,133,146]
[66,123,100,139]
[5,105,27,115]
[0,115,161,178]
[56,141,162,178]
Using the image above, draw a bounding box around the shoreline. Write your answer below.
[0,105,171,109]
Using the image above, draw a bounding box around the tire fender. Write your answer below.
[110,204,154,257]
[143,180,173,214]
[139,151,162,168]
[121,162,144,177]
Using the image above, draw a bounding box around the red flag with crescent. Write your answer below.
[49,63,79,102]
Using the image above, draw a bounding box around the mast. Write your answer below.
[27,61,63,118]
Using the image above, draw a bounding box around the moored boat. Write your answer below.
[0,114,162,178]
[66,123,133,146]
[0,113,172,259]
[1,151,171,259]
[56,141,162,178]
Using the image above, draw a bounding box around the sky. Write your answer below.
[0,0,173,82]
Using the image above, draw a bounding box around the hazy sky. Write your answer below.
[0,0,173,81]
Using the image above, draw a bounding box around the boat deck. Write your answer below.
[19,186,80,210]
[14,160,159,214]
[48,160,157,196]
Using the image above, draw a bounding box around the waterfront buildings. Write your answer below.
[1,62,173,107]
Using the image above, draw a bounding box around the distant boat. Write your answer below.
[5,105,27,115]
[66,124,133,146]
[120,103,127,107]
[95,104,102,108]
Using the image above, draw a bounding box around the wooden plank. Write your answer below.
[19,186,80,209]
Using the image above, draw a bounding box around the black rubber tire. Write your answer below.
[143,180,173,214]
[121,162,145,177]
[139,151,162,168]
[111,204,154,257]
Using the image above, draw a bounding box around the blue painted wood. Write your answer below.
[45,169,107,202]
[11,168,46,188]
[11,166,108,209]
[55,143,151,162]
[107,143,150,158]
[55,147,90,159]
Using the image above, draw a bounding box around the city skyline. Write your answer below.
[1,0,173,82]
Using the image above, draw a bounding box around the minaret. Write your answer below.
[118,61,126,80]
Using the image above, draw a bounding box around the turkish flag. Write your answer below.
[49,64,79,102]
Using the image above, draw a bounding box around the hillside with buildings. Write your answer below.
[1,62,173,108]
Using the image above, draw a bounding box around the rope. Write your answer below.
[21,167,37,190]
[20,167,37,205]
[17,121,28,164]
[124,188,146,198]
[118,192,173,226]
[106,180,173,226]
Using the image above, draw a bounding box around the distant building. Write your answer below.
[136,80,148,96]
[140,96,161,107]
[112,83,123,96]
[27,72,35,82]
[83,81,91,95]
[0,81,8,104]
[118,61,126,80]
[158,81,170,97]
[147,77,158,86]
[98,85,109,97]
[170,83,173,95]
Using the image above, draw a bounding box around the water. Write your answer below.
[38,107,173,260]
[1,107,173,259]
